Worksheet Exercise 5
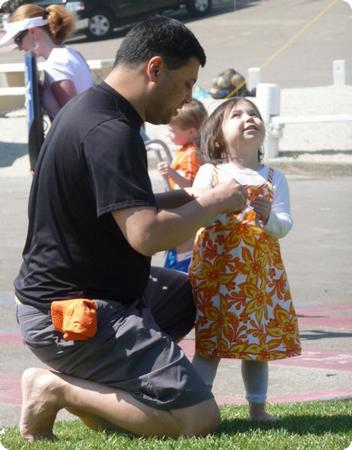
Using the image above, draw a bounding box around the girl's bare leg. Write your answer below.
[20,367,220,442]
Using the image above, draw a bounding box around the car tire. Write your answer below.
[186,0,212,17]
[87,8,115,40]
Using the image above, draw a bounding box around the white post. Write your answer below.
[255,83,281,159]
[333,60,346,86]
[247,67,261,92]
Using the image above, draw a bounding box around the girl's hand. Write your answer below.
[251,196,271,224]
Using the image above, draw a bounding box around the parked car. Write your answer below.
[1,0,213,40]
[66,0,213,39]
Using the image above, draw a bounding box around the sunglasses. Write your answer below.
[14,30,28,47]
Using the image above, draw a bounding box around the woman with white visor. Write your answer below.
[0,3,93,120]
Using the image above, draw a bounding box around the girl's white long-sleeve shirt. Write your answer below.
[193,162,293,239]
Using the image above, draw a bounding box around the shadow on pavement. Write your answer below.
[0,142,27,168]
[300,329,352,341]
[235,0,262,10]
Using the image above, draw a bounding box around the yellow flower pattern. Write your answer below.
[189,168,301,361]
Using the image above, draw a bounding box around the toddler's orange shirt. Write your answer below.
[168,143,202,190]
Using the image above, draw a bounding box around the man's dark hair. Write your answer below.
[114,15,206,69]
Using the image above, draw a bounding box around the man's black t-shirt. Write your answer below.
[15,83,156,308]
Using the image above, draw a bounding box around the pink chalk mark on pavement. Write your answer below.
[0,333,23,346]
[296,304,352,329]
[297,304,351,313]
[272,350,352,371]
[298,315,351,329]
[0,376,21,405]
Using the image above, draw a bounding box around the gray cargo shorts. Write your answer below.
[16,267,213,410]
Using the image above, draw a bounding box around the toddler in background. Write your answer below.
[158,98,207,272]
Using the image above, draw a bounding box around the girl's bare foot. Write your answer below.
[249,402,280,422]
[20,368,63,442]
[250,411,280,421]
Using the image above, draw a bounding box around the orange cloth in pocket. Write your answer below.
[51,299,97,341]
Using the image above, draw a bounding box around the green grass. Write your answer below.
[1,401,351,450]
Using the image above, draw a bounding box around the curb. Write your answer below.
[268,159,352,177]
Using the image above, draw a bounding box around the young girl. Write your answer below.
[189,97,301,420]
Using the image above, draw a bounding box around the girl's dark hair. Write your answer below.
[114,15,206,69]
[200,97,265,164]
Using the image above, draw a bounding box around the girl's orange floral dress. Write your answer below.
[189,167,301,361]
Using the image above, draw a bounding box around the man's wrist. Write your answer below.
[184,187,197,199]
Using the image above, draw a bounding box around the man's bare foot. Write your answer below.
[249,403,280,422]
[20,368,63,442]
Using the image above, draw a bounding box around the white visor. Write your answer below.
[0,17,48,48]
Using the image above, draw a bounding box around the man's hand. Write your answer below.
[207,180,248,214]
[251,196,271,224]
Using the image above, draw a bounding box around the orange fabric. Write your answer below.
[168,143,202,190]
[51,298,97,341]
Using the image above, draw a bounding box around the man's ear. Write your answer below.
[147,56,163,82]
